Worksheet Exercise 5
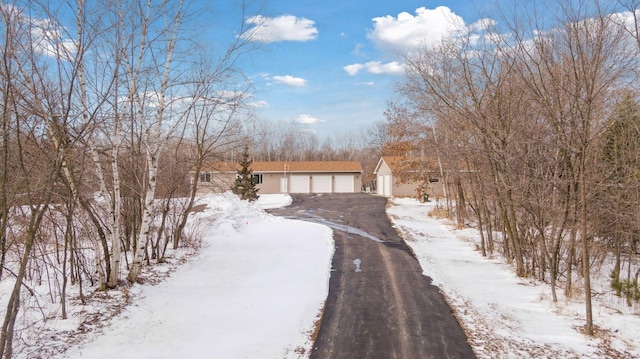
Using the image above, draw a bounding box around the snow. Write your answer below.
[25,193,639,358]
[387,197,640,358]
[62,193,333,358]
[255,193,293,209]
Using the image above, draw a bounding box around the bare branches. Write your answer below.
[0,0,261,354]
[395,0,640,336]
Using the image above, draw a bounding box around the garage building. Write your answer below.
[196,161,363,194]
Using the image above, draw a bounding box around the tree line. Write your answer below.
[6,0,636,355]
[386,0,640,335]
[0,1,386,355]
[0,0,261,355]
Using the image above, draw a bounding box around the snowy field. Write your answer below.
[387,198,640,358]
[13,193,639,358]
[61,193,333,358]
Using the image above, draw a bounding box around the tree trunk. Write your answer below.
[579,155,593,335]
[128,151,159,283]
[0,203,50,357]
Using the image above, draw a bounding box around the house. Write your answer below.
[373,156,444,198]
[194,161,363,194]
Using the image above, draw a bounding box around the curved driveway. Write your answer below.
[269,193,475,359]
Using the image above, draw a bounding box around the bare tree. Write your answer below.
[597,91,640,306]
[397,0,637,336]
[172,55,250,251]
[0,3,76,354]
[506,0,634,334]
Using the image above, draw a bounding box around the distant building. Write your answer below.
[373,156,444,198]
[194,161,363,194]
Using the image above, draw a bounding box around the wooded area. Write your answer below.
[389,0,640,336]
[0,1,386,356]
[1,0,640,356]
[0,0,257,356]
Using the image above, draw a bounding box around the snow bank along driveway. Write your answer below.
[387,198,640,358]
[63,193,333,359]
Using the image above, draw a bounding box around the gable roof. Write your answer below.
[374,156,439,175]
[201,161,363,173]
[374,156,403,174]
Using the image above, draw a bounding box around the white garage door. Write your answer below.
[384,175,392,196]
[377,175,385,195]
[378,174,392,196]
[289,175,310,193]
[334,175,354,193]
[311,175,332,193]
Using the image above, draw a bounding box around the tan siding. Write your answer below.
[376,162,392,176]
[257,173,284,194]
[197,173,235,194]
[354,174,362,193]
[427,181,445,197]
[392,180,419,197]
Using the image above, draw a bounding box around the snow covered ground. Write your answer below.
[387,197,640,358]
[61,193,332,359]
[22,193,639,358]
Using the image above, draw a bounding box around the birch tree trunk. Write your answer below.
[127,0,184,283]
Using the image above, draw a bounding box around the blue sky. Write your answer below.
[12,0,633,140]
[220,1,505,138]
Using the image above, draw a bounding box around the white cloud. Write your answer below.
[244,15,318,43]
[482,31,510,45]
[343,63,365,76]
[30,20,77,59]
[368,6,466,54]
[610,10,640,40]
[343,61,404,76]
[273,75,307,87]
[470,18,497,32]
[215,90,247,100]
[295,114,321,125]
[365,61,405,75]
[248,100,269,109]
[2,5,77,60]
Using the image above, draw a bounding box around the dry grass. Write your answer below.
[428,207,449,219]
[291,304,326,357]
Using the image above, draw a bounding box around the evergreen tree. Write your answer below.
[232,145,259,201]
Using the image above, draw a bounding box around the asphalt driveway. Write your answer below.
[269,193,475,359]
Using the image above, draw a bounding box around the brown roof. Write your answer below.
[201,161,363,173]
[379,156,404,172]
[377,156,439,173]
